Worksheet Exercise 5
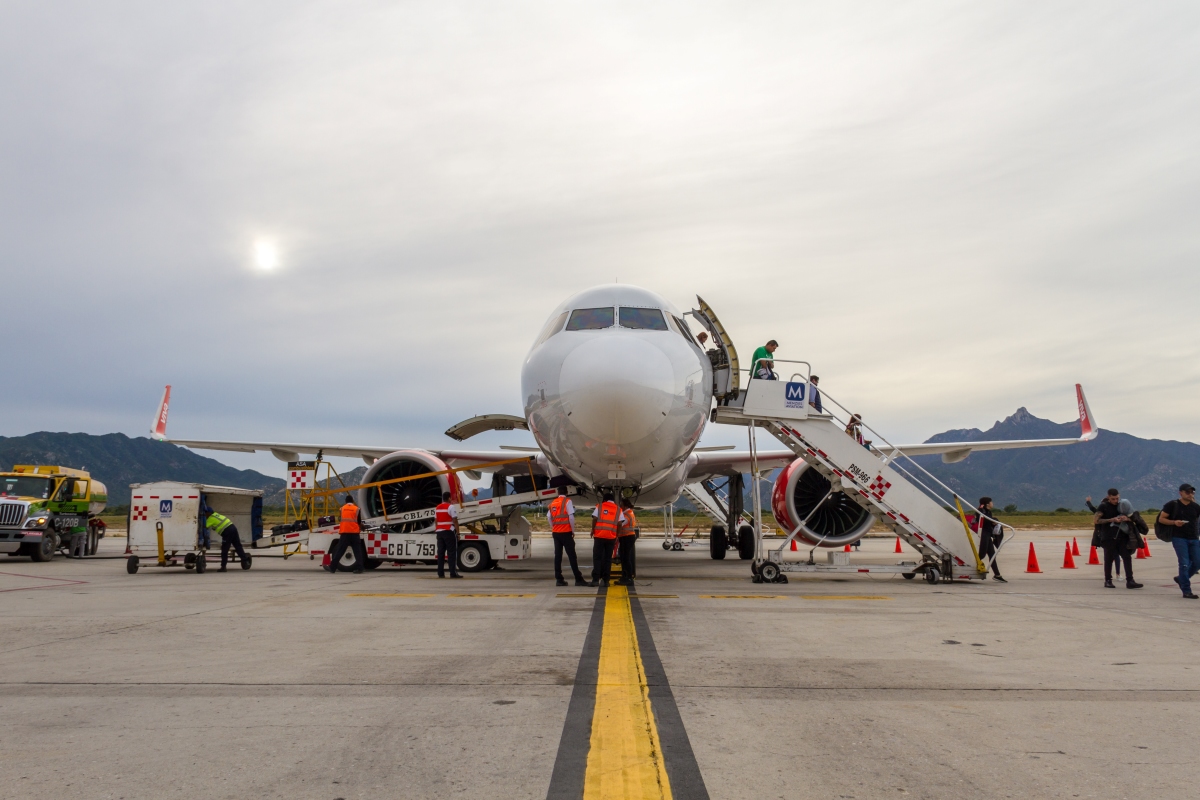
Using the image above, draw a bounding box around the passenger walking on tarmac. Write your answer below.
[434,491,463,579]
[1158,483,1200,599]
[204,506,250,572]
[547,487,587,587]
[589,491,625,587]
[974,498,1006,583]
[616,498,639,586]
[750,340,778,380]
[1093,489,1142,589]
[327,495,367,574]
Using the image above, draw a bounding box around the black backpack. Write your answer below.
[1154,502,1173,542]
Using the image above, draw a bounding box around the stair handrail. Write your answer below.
[795,383,987,525]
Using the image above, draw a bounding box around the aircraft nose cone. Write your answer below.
[558,335,675,444]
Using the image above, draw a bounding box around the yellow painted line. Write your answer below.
[557,594,678,599]
[584,584,672,799]
[698,594,786,600]
[801,595,892,601]
[447,593,537,598]
[346,593,433,598]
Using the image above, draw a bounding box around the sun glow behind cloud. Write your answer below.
[253,239,280,271]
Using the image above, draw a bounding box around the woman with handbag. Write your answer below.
[1095,494,1143,589]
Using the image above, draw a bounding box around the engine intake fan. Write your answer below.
[771,459,874,547]
[360,450,460,533]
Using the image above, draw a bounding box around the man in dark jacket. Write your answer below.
[975,497,1006,583]
[1094,489,1142,589]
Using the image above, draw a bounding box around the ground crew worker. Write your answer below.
[616,498,639,586]
[204,506,251,572]
[327,494,367,574]
[750,340,778,380]
[589,491,625,587]
[547,487,586,587]
[434,491,462,579]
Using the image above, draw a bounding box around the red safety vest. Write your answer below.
[549,496,573,533]
[593,501,619,539]
[435,502,455,532]
[339,503,361,534]
[618,508,638,536]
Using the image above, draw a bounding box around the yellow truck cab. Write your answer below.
[0,465,108,561]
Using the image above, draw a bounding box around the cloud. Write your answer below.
[2,1,1198,475]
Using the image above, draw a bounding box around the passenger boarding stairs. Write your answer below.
[712,372,986,583]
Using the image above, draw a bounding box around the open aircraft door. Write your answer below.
[689,295,740,404]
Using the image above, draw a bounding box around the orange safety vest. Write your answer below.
[593,501,619,539]
[339,502,361,534]
[434,502,455,532]
[548,496,574,533]
[618,508,638,536]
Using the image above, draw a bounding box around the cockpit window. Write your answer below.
[533,311,569,348]
[566,307,615,330]
[619,307,668,331]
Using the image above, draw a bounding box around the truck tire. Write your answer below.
[458,542,489,572]
[709,525,727,560]
[30,533,56,562]
[87,529,100,556]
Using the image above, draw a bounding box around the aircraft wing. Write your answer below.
[879,384,1098,463]
[155,389,545,474]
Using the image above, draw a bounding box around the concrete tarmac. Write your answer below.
[0,531,1195,799]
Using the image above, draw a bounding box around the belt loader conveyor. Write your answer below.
[302,486,577,572]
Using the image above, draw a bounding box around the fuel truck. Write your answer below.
[0,465,108,560]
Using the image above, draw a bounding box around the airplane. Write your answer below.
[158,284,1097,557]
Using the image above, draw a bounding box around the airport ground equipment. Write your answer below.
[0,465,108,560]
[661,483,768,556]
[711,360,991,584]
[279,456,573,572]
[125,483,262,575]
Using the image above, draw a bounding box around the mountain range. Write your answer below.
[3,408,1199,511]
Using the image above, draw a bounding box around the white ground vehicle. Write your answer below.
[126,482,262,574]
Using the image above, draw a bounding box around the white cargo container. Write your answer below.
[126,482,263,574]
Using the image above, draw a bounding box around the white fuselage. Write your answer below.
[520,285,712,501]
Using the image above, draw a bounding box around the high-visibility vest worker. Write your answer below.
[617,508,638,536]
[339,502,361,534]
[205,512,233,536]
[435,501,457,532]
[593,501,620,539]
[549,496,574,533]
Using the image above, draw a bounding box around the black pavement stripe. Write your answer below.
[629,586,710,800]
[545,587,606,800]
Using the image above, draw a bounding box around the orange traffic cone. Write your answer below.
[1026,542,1042,573]
[1062,541,1077,569]
[1071,537,1081,556]
[1087,545,1100,565]
[894,537,903,553]
[1142,540,1151,558]
[1135,542,1146,559]
[790,539,798,551]
[844,544,851,552]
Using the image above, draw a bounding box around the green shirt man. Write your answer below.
[750,340,778,379]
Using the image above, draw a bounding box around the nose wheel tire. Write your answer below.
[709,526,727,560]
[737,525,755,560]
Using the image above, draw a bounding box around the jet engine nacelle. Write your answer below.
[359,450,461,533]
[771,459,875,547]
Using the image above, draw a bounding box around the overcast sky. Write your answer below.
[2,1,1198,478]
